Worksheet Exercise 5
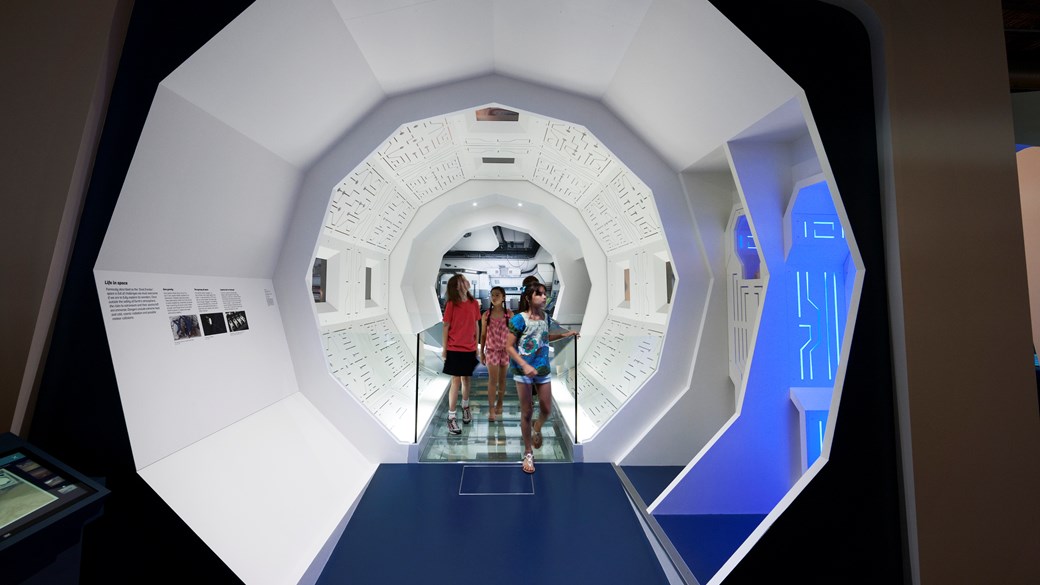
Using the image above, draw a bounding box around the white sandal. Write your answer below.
[522,452,535,474]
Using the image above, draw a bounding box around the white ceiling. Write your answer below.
[160,0,801,170]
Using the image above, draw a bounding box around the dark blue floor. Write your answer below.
[620,465,684,505]
[654,513,766,583]
[319,463,669,585]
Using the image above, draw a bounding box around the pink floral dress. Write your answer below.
[482,309,512,366]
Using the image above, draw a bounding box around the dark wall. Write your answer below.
[29,3,254,583]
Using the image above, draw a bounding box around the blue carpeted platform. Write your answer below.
[620,465,684,505]
[654,513,766,583]
[319,463,669,584]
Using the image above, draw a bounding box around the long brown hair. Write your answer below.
[517,277,540,312]
[519,282,546,317]
[446,273,473,305]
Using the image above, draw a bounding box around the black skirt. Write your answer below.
[443,350,478,376]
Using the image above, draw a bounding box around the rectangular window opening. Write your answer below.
[475,107,519,122]
[313,258,327,303]
[665,261,675,304]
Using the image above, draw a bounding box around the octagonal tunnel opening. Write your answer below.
[420,225,582,462]
[436,226,558,314]
[310,104,683,454]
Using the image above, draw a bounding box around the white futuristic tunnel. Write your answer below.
[315,106,675,443]
[92,1,862,583]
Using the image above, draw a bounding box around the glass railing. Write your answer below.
[413,321,450,443]
[320,315,659,451]
[409,318,585,462]
[548,326,580,444]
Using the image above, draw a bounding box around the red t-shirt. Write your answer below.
[443,298,480,352]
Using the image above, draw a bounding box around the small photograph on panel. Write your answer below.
[170,314,202,341]
[15,460,40,473]
[200,312,228,336]
[27,467,51,480]
[226,310,249,332]
[475,107,519,122]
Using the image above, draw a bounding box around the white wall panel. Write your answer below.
[575,317,664,435]
[604,0,799,171]
[93,270,298,469]
[163,0,384,167]
[339,0,494,94]
[491,0,653,98]
[139,393,375,585]
[621,170,738,465]
[97,87,300,278]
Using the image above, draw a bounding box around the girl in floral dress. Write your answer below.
[480,287,512,422]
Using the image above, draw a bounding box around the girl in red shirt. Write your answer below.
[442,274,480,435]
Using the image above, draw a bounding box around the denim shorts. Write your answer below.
[513,374,551,385]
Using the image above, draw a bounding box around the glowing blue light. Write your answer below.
[804,410,829,467]
[812,221,836,239]
[798,324,813,380]
[796,271,802,318]
[832,272,840,369]
[824,272,832,379]
[734,215,760,279]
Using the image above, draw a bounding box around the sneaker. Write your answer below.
[462,406,472,424]
[447,417,461,435]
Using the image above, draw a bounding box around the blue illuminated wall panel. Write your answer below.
[785,181,848,469]
[804,408,828,466]
[786,182,849,389]
[734,214,760,279]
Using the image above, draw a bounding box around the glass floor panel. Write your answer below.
[419,373,572,463]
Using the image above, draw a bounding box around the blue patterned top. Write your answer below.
[508,312,552,377]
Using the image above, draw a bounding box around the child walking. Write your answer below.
[506,282,578,473]
[442,274,480,435]
[479,286,513,422]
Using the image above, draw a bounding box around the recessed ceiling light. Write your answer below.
[472,202,477,206]
[517,202,523,207]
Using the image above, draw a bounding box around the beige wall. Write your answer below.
[0,1,131,433]
[845,0,1040,583]
[1019,148,1040,354]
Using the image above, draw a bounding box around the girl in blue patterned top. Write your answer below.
[506,282,578,474]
